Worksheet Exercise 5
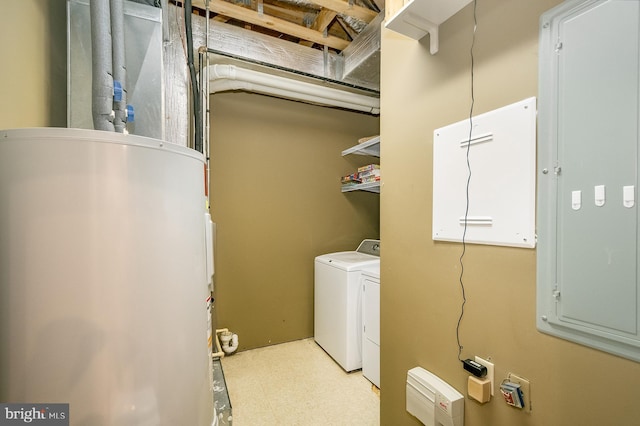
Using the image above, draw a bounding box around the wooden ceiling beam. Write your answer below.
[336,15,358,40]
[193,0,350,50]
[260,3,306,25]
[299,9,337,47]
[312,8,337,32]
[306,0,377,23]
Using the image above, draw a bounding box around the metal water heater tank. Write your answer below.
[0,128,213,425]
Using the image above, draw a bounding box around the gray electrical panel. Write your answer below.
[537,0,640,361]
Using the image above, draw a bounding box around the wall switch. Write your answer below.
[474,356,494,396]
[507,373,531,413]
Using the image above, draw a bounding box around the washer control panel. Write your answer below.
[356,239,380,257]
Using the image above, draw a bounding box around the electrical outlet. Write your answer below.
[474,356,494,396]
[508,373,531,413]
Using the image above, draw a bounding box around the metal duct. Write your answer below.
[129,0,161,6]
[111,0,127,133]
[163,4,381,146]
[90,0,115,132]
[341,12,383,91]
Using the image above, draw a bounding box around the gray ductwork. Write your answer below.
[90,0,115,132]
[111,0,127,133]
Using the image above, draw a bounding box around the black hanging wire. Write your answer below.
[185,0,203,153]
[456,0,478,362]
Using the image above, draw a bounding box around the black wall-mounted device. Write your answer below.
[463,359,487,378]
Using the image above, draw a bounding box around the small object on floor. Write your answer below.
[371,384,380,396]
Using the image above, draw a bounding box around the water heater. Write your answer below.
[0,128,213,425]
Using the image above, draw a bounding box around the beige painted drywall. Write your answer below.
[210,92,380,350]
[380,0,640,425]
[0,0,66,128]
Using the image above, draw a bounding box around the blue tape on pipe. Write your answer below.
[114,80,123,102]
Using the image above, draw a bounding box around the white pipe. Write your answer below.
[110,0,127,133]
[205,64,380,114]
[212,328,227,358]
[219,329,239,355]
[229,335,238,353]
[211,328,226,358]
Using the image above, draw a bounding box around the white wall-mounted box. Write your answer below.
[406,367,464,426]
[432,97,537,249]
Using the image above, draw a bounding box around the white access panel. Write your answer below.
[433,97,537,248]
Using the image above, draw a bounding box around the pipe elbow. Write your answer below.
[219,330,238,355]
[209,64,235,81]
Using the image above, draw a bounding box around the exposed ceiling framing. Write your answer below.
[186,0,383,53]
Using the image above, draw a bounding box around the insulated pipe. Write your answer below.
[204,1,211,209]
[110,0,127,133]
[90,0,115,132]
[185,0,203,152]
[161,0,170,43]
[198,49,208,159]
[206,64,380,114]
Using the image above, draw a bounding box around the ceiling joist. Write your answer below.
[194,0,350,50]
[312,8,338,32]
[309,0,376,23]
[190,0,382,51]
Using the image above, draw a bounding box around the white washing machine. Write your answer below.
[314,239,380,372]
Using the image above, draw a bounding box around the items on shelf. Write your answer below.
[341,164,380,190]
[358,135,380,144]
[341,136,380,193]
[342,135,380,157]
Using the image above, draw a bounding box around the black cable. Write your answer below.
[185,0,203,153]
[456,0,477,362]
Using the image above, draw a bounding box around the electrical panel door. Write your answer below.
[537,0,640,361]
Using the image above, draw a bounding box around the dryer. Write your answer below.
[314,239,380,372]
[362,269,380,387]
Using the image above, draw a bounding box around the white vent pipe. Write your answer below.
[206,64,380,114]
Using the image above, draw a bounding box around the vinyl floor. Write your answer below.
[220,338,380,425]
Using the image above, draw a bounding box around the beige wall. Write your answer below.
[0,0,66,128]
[210,92,380,350]
[380,0,640,425]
